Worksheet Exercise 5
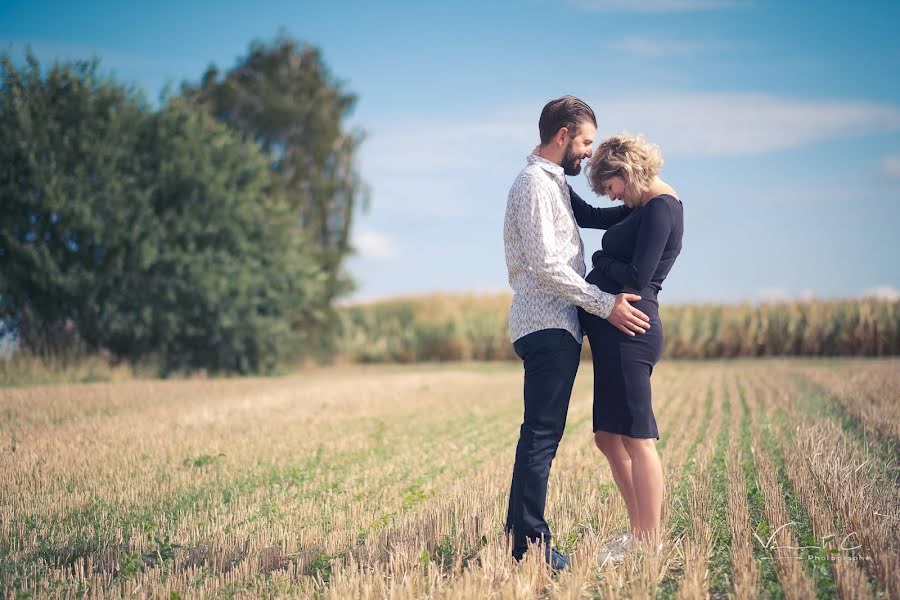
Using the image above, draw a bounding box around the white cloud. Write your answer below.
[594,93,900,157]
[861,285,899,301]
[758,288,791,302]
[607,36,719,59]
[568,0,747,12]
[363,93,900,174]
[881,155,900,180]
[355,92,900,227]
[353,230,400,260]
[360,120,533,174]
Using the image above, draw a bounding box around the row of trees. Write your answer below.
[0,36,366,374]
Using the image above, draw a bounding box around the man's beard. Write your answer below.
[562,141,582,176]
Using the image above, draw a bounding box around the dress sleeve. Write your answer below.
[569,185,633,229]
[594,198,673,293]
[510,177,616,318]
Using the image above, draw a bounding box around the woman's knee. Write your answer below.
[621,435,657,457]
[594,431,624,456]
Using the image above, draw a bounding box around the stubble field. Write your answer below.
[2,359,898,599]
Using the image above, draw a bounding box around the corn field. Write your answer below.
[2,358,898,598]
[338,294,900,362]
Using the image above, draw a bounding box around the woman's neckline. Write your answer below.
[648,193,681,205]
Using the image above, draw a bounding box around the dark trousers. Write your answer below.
[505,328,581,558]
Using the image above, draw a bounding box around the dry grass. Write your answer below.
[763,365,900,599]
[762,390,874,600]
[791,360,900,445]
[0,350,145,388]
[725,374,759,600]
[746,379,817,599]
[2,359,897,598]
[338,293,900,362]
[674,418,719,598]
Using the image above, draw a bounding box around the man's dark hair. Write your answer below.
[538,95,597,145]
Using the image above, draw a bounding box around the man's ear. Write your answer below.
[555,127,569,146]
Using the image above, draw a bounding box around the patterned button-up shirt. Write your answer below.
[504,154,615,343]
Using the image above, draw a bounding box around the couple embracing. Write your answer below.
[503,96,684,570]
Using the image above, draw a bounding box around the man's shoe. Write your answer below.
[545,546,571,571]
[513,545,571,571]
[596,533,636,566]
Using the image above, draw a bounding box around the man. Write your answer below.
[503,95,650,569]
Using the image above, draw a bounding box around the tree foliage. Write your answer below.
[0,54,148,358]
[181,34,367,306]
[0,52,334,374]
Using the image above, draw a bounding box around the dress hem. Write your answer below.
[592,425,660,441]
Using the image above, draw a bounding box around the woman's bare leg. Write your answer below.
[594,431,641,535]
[621,436,664,543]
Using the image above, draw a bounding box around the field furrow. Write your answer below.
[2,359,896,598]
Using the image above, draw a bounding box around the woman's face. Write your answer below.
[600,176,632,206]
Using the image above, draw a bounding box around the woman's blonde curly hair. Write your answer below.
[586,133,664,198]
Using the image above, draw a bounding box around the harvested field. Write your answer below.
[2,359,897,598]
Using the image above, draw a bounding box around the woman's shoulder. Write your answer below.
[638,195,682,233]
[649,193,681,206]
[647,194,682,219]
[642,194,681,215]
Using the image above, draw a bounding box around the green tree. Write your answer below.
[0,53,150,358]
[180,34,367,324]
[1,53,327,374]
[112,97,328,374]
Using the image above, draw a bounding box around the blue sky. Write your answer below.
[3,0,899,304]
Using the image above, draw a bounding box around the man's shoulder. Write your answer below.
[515,161,554,183]
[509,163,558,199]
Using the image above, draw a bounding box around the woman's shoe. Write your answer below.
[596,533,636,566]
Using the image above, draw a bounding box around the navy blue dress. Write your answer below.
[569,187,684,440]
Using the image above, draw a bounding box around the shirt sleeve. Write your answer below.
[594,197,673,293]
[510,176,615,318]
[569,185,633,229]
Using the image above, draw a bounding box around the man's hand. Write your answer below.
[608,293,650,336]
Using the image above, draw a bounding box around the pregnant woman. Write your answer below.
[575,133,684,564]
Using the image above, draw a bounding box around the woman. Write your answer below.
[572,133,684,564]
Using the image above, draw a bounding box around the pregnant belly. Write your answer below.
[585,268,621,295]
[585,268,660,310]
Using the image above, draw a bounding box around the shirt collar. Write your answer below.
[527,153,565,181]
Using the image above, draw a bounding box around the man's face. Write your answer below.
[562,121,596,176]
